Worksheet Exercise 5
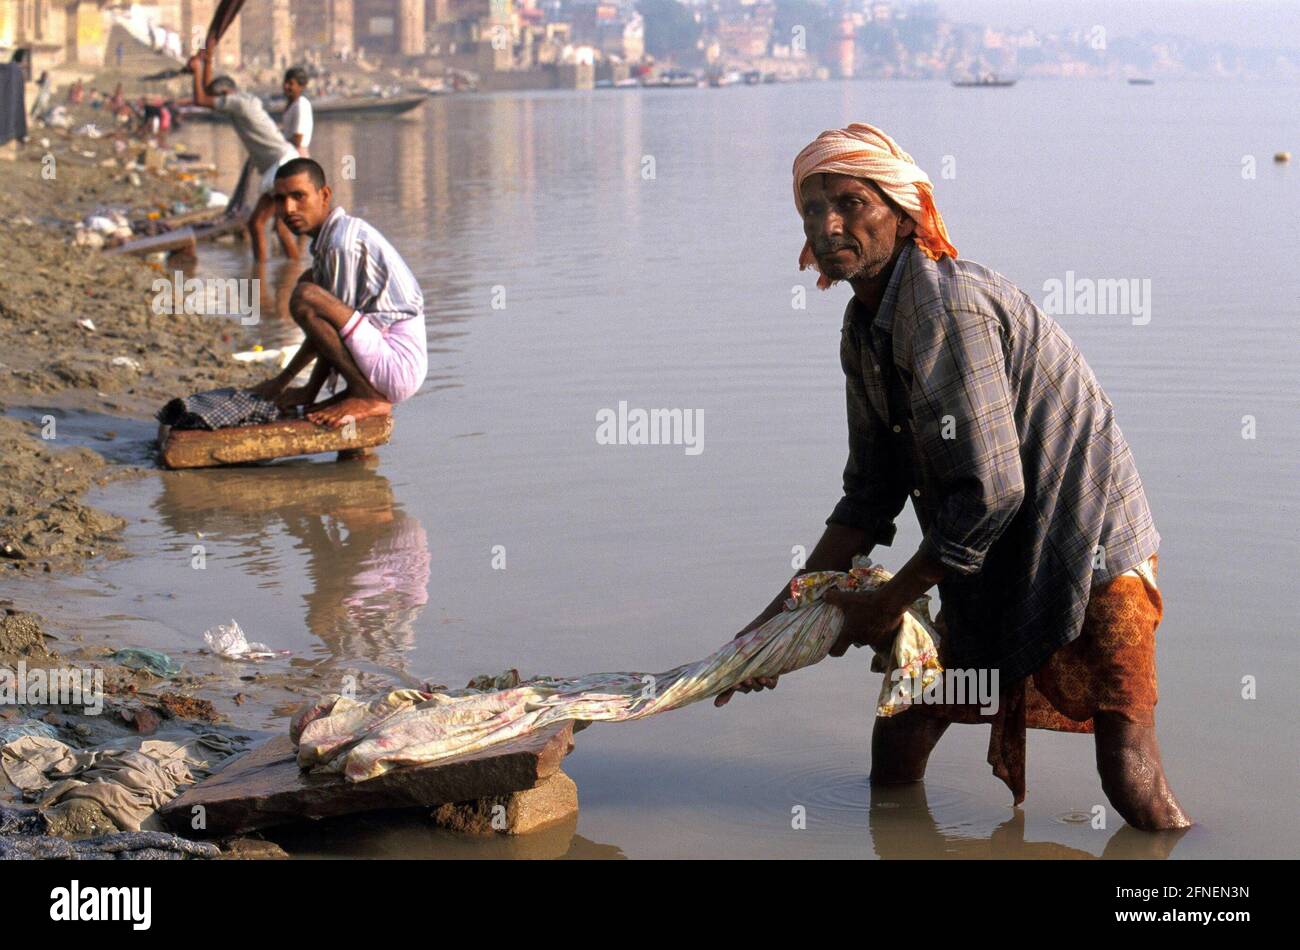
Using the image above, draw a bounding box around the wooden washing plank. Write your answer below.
[105,226,197,256]
[106,214,244,257]
[159,415,393,469]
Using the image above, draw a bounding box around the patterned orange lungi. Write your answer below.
[916,554,1163,804]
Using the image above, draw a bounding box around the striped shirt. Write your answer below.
[830,243,1160,683]
[310,206,424,330]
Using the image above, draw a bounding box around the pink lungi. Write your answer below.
[339,311,427,404]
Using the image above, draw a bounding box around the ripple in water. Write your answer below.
[1055,810,1096,824]
[708,755,977,834]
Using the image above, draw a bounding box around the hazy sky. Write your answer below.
[934,0,1300,47]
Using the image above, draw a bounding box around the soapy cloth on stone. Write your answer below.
[292,560,942,782]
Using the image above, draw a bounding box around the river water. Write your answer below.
[12,79,1298,858]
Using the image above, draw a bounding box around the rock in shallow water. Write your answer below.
[430,770,579,836]
[160,722,577,837]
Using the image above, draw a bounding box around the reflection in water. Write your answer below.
[293,488,430,670]
[268,809,626,860]
[869,783,1188,859]
[397,116,427,213]
[253,257,309,348]
[155,458,430,673]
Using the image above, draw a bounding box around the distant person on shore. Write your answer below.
[29,71,51,120]
[715,122,1189,833]
[107,83,125,113]
[139,95,172,145]
[251,158,427,428]
[185,46,299,262]
[280,66,313,157]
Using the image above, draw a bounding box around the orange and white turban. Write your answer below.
[793,123,957,288]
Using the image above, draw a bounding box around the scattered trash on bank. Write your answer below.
[202,620,289,661]
[0,719,60,745]
[109,648,181,678]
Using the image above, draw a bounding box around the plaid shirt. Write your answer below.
[829,244,1160,682]
[157,387,281,431]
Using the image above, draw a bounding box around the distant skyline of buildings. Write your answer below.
[3,0,1300,80]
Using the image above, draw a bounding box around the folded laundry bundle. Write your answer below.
[157,387,283,431]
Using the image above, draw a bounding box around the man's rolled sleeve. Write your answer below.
[827,322,908,546]
[910,308,1025,575]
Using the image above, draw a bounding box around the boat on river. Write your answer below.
[952,74,1017,88]
[180,93,428,123]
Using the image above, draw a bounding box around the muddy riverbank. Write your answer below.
[0,110,285,854]
[0,115,259,574]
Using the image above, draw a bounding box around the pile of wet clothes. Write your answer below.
[2,730,241,831]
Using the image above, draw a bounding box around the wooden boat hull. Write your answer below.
[180,94,427,123]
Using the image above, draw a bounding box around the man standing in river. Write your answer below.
[280,65,313,157]
[251,158,427,428]
[186,47,299,262]
[715,123,1189,832]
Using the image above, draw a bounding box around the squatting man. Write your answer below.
[715,123,1189,832]
[250,158,428,427]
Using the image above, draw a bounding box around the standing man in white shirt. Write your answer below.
[280,66,313,158]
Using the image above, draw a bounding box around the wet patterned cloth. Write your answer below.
[915,554,1162,804]
[293,559,943,782]
[157,387,282,431]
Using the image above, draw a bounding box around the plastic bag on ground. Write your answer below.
[201,620,288,661]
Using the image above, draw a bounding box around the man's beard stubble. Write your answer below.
[817,240,895,283]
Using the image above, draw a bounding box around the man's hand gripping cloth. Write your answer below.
[291,559,943,782]
[792,122,958,289]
